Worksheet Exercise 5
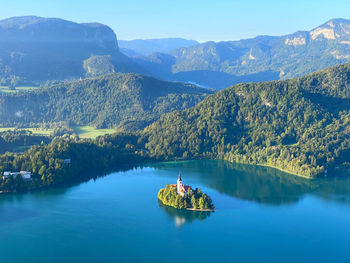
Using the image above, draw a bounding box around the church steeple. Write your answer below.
[177,171,185,196]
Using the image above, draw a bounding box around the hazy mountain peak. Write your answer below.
[119,38,199,56]
[0,16,42,28]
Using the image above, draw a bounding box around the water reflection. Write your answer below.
[152,160,350,206]
[158,201,211,227]
[0,163,142,206]
[1,160,350,209]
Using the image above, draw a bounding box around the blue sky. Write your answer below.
[1,0,350,42]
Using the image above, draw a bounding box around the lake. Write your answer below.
[1,160,350,263]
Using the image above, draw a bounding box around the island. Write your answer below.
[158,172,214,211]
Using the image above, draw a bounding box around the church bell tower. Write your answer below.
[177,172,184,196]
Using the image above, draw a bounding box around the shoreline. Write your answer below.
[159,200,214,212]
[169,158,316,179]
[186,208,214,212]
[1,160,329,195]
[255,163,313,179]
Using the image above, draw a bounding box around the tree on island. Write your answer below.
[158,184,214,210]
[198,197,205,209]
[191,195,197,209]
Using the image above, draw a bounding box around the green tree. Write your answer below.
[198,197,205,209]
[191,195,197,209]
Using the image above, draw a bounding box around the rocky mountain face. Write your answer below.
[0,16,145,83]
[134,19,350,89]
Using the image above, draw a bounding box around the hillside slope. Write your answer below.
[0,73,211,130]
[143,64,350,178]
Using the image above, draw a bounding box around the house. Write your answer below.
[20,171,32,180]
[2,171,11,180]
[2,171,32,181]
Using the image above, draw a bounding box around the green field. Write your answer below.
[0,86,40,93]
[0,127,53,136]
[72,126,116,139]
[0,126,116,139]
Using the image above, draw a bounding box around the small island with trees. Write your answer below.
[158,173,215,211]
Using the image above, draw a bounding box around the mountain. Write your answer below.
[135,18,350,89]
[0,73,211,130]
[143,63,350,178]
[0,16,146,83]
[118,38,199,56]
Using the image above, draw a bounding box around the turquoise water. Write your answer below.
[1,160,350,263]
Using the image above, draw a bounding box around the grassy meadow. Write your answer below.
[0,126,116,139]
[0,86,40,93]
[0,127,54,136]
[72,126,116,139]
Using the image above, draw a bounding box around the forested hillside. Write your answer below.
[0,73,211,130]
[143,64,350,178]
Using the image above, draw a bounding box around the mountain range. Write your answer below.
[134,18,350,89]
[2,16,350,91]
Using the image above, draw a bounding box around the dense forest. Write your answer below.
[0,132,151,192]
[143,64,350,178]
[0,73,211,130]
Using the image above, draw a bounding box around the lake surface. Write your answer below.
[1,160,350,263]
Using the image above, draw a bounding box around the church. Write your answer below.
[175,172,192,197]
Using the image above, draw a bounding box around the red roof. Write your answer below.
[184,185,192,191]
